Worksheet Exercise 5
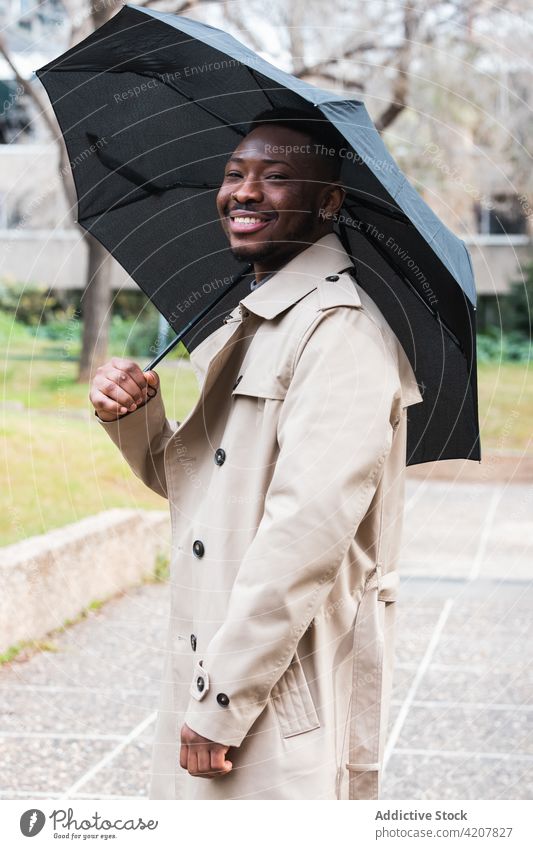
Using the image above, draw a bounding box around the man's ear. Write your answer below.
[320,181,345,218]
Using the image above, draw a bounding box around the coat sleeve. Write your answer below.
[183,305,404,747]
[95,388,179,499]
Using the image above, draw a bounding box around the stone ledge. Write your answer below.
[0,509,170,654]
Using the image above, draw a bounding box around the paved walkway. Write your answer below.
[0,478,531,799]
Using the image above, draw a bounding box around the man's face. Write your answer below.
[216,124,343,266]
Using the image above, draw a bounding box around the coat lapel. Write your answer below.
[189,232,354,383]
[174,316,247,440]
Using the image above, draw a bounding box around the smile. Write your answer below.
[228,211,276,234]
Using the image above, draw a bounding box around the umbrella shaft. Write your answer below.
[142,264,253,372]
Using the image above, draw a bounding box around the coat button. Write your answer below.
[214,448,226,466]
[325,274,339,281]
[232,374,243,390]
[196,676,205,692]
[216,693,230,707]
[193,539,205,558]
[190,634,197,651]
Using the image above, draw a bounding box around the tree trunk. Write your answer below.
[78,232,113,382]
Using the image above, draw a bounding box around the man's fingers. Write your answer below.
[179,742,188,771]
[187,749,199,776]
[89,360,159,415]
[197,748,211,774]
[93,378,139,411]
[178,725,232,779]
[179,745,232,779]
[109,358,149,395]
[90,388,129,417]
[210,747,232,774]
[107,367,148,405]
[145,369,159,389]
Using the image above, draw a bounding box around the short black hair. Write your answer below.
[246,106,344,180]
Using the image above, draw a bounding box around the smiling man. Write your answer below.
[217,110,345,279]
[91,106,423,800]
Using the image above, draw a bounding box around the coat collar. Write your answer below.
[235,232,356,320]
[189,229,423,412]
[189,232,356,389]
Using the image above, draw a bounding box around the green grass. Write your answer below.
[149,552,171,583]
[0,639,60,665]
[477,361,533,452]
[1,322,200,546]
[1,318,531,547]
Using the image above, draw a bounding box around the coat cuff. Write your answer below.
[94,389,166,443]
[182,661,261,748]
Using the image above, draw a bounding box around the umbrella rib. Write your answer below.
[337,215,463,352]
[247,68,276,110]
[343,191,410,224]
[154,74,248,138]
[143,264,254,372]
[79,181,219,218]
[85,130,221,198]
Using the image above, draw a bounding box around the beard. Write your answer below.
[228,215,317,265]
[229,238,278,264]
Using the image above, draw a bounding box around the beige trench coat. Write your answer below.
[97,232,423,800]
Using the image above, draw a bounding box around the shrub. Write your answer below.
[504,259,533,337]
[476,329,531,363]
[0,280,78,326]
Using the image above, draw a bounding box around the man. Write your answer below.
[90,107,423,800]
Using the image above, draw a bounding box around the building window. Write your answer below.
[474,193,528,236]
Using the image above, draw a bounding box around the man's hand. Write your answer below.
[179,723,233,779]
[89,357,159,422]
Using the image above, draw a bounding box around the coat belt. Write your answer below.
[346,565,399,799]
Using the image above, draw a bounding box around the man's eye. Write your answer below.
[266,174,288,180]
[224,171,242,179]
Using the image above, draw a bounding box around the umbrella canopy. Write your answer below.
[35,3,480,466]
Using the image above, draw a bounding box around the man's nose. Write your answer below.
[231,176,263,204]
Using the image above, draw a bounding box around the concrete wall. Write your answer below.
[0,143,135,292]
[0,229,136,291]
[467,236,531,294]
[1,228,529,295]
[0,509,171,655]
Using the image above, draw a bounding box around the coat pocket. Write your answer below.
[269,650,321,738]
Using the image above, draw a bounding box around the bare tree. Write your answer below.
[70,1,200,380]
[1,0,199,381]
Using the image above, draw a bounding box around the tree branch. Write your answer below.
[131,0,207,12]
[375,1,418,132]
[0,34,78,211]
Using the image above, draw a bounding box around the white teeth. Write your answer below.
[234,216,263,224]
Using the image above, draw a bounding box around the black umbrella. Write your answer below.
[34,3,480,466]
